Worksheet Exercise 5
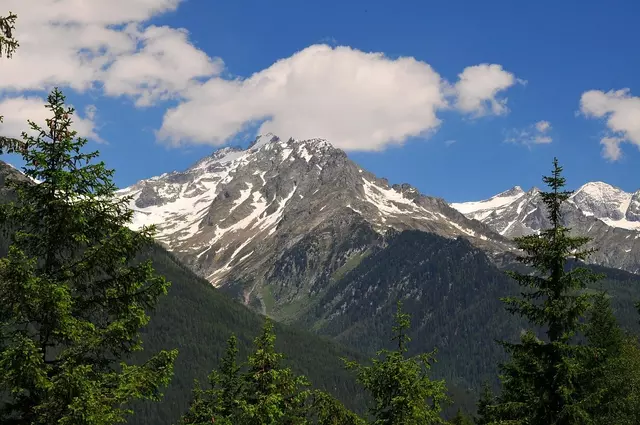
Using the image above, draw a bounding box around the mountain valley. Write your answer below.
[2,133,640,424]
[114,134,640,386]
[117,134,640,319]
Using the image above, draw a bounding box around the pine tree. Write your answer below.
[450,409,474,425]
[179,335,241,425]
[580,293,640,424]
[474,382,496,425]
[180,327,364,425]
[492,158,601,425]
[0,11,18,59]
[0,89,177,424]
[237,319,310,425]
[308,390,366,425]
[344,301,449,425]
[0,11,18,129]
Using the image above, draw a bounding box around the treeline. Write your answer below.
[2,13,640,425]
[176,302,450,424]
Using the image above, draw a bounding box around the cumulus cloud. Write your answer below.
[1,0,218,102]
[157,45,524,151]
[0,97,101,142]
[580,88,640,161]
[158,45,450,150]
[453,64,524,117]
[505,120,553,146]
[102,25,223,106]
[1,1,524,151]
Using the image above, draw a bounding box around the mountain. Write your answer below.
[114,135,640,390]
[4,138,640,422]
[0,160,368,425]
[117,134,513,318]
[451,182,640,273]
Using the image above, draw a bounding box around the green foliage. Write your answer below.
[0,11,18,59]
[491,158,603,424]
[0,89,176,424]
[344,302,449,425]
[180,320,362,425]
[578,293,640,424]
[450,409,474,425]
[0,11,18,127]
[307,390,366,425]
[474,382,496,425]
[235,319,310,424]
[178,335,241,424]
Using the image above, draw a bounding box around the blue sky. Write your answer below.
[1,0,639,202]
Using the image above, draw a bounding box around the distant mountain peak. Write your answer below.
[498,186,524,197]
[248,133,280,150]
[573,181,624,200]
[451,180,640,273]
[526,186,540,195]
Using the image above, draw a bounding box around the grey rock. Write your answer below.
[451,182,640,273]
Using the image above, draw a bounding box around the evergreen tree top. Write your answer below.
[0,11,18,59]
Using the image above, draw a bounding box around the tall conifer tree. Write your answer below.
[237,319,310,424]
[179,335,241,425]
[492,158,600,424]
[0,11,18,59]
[0,11,18,129]
[580,293,640,424]
[0,89,177,424]
[344,302,448,425]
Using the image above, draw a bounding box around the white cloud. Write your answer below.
[600,136,623,161]
[505,120,553,146]
[0,0,218,103]
[102,25,223,106]
[0,96,101,142]
[1,2,523,151]
[580,88,640,161]
[158,44,448,151]
[444,139,457,147]
[535,120,551,133]
[453,64,524,117]
[158,45,523,151]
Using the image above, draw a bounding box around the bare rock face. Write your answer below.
[117,134,511,315]
[117,133,639,317]
[627,191,640,222]
[451,182,640,273]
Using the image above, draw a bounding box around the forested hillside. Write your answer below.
[127,244,369,425]
[3,5,640,425]
[296,229,640,389]
[0,160,369,424]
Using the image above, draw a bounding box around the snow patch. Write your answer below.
[451,190,525,215]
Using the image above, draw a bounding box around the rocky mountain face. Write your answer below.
[116,141,640,389]
[117,134,512,318]
[451,182,640,273]
[0,160,368,425]
[3,142,640,398]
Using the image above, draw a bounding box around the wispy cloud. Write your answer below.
[505,120,553,146]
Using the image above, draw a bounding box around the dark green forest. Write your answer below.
[2,13,640,425]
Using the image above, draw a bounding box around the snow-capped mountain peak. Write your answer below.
[451,181,640,273]
[450,186,526,218]
[118,134,509,286]
[569,181,632,224]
